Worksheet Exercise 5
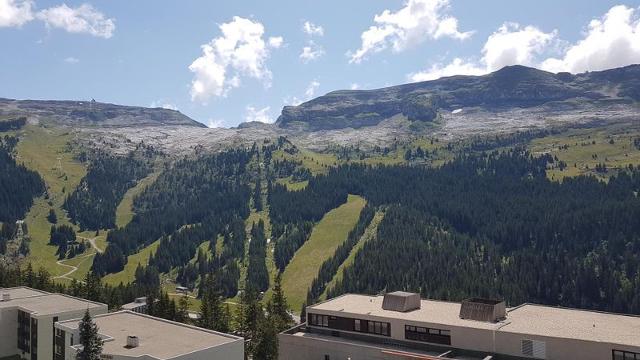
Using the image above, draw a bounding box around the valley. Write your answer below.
[2,65,640,320]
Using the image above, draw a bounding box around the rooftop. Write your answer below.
[57,311,242,359]
[502,304,640,347]
[0,286,49,300]
[308,294,640,348]
[0,291,105,316]
[308,294,502,330]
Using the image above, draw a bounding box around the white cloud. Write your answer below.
[244,105,273,123]
[300,40,324,63]
[482,23,556,71]
[207,119,224,128]
[268,36,283,48]
[303,21,324,36]
[409,57,485,81]
[189,16,282,103]
[0,0,33,27]
[285,80,321,105]
[350,83,361,90]
[36,3,115,38]
[541,5,640,73]
[349,0,472,63]
[408,23,555,81]
[409,5,640,81]
[150,100,178,111]
[63,56,79,64]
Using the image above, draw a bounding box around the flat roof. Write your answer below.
[0,286,50,299]
[0,292,105,316]
[502,304,640,347]
[308,294,640,347]
[57,311,241,359]
[308,294,502,330]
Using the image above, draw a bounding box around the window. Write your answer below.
[366,320,390,336]
[324,355,330,360]
[405,325,451,345]
[613,350,640,360]
[308,313,329,328]
[521,339,546,359]
[354,319,360,332]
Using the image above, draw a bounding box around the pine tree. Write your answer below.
[176,295,190,323]
[269,272,293,332]
[77,309,103,360]
[252,312,278,360]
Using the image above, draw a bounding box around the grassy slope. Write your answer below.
[115,168,162,228]
[321,209,385,300]
[16,125,87,277]
[529,122,640,181]
[280,194,366,311]
[103,239,160,285]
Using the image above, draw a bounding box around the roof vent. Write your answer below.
[1,293,10,302]
[459,298,506,323]
[382,291,421,312]
[126,335,139,348]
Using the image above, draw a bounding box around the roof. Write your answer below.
[0,286,50,299]
[501,304,640,347]
[308,294,640,348]
[121,301,146,310]
[0,292,105,316]
[57,311,242,359]
[308,294,502,330]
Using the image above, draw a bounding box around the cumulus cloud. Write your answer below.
[268,36,283,48]
[408,22,556,81]
[349,0,472,63]
[63,56,79,64]
[150,100,178,111]
[285,80,321,105]
[482,23,556,71]
[409,5,640,82]
[207,119,224,128]
[0,0,33,27]
[409,57,484,81]
[302,21,324,36]
[300,40,324,63]
[541,5,640,73]
[244,105,273,123]
[350,83,361,90]
[189,16,282,103]
[37,3,115,38]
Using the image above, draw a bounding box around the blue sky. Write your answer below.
[1,0,639,127]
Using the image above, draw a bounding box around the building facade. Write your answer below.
[55,310,244,360]
[0,287,108,360]
[279,292,640,360]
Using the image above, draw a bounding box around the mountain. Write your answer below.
[277,65,640,131]
[0,98,205,128]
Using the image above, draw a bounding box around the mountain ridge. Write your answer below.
[276,64,640,131]
[0,98,206,128]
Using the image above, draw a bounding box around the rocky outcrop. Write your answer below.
[0,98,205,128]
[276,65,640,130]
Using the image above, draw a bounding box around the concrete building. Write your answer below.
[120,297,148,314]
[0,286,108,360]
[55,310,244,360]
[279,292,640,360]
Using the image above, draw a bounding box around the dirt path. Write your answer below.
[52,252,95,281]
[78,236,103,253]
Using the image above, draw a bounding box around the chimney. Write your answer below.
[126,335,139,348]
[1,293,10,302]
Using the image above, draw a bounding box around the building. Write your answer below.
[121,297,148,314]
[55,310,244,360]
[279,292,640,360]
[0,286,108,360]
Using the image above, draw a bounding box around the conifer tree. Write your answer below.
[77,309,103,360]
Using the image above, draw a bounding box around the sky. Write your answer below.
[1,0,640,127]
